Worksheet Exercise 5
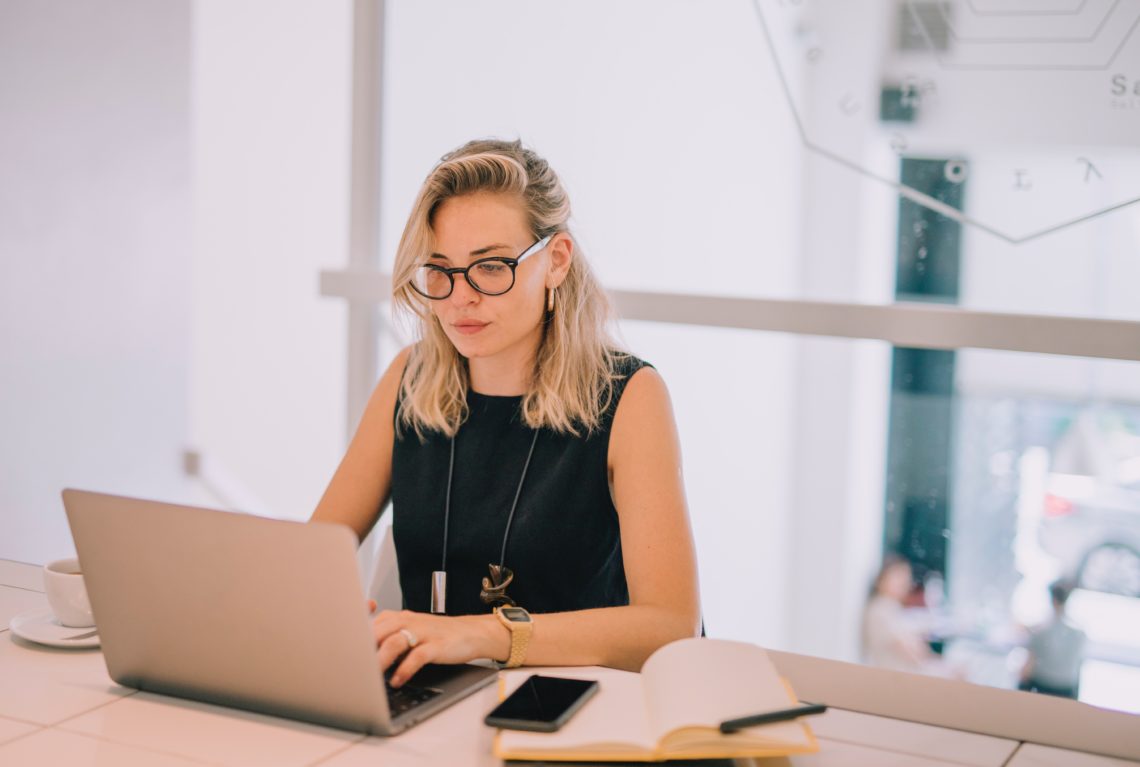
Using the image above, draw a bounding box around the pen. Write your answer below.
[719,703,828,733]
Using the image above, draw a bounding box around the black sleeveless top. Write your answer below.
[390,354,649,616]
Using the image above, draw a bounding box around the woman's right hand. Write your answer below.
[370,609,509,688]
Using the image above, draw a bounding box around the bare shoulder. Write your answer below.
[609,365,679,462]
[379,345,414,392]
[363,344,415,425]
[614,365,673,422]
[310,344,415,534]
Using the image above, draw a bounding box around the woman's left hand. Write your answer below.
[370,608,506,686]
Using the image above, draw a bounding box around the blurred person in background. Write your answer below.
[862,554,957,676]
[1019,580,1086,699]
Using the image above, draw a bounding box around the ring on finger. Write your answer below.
[399,628,418,649]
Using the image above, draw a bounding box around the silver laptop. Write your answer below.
[61,489,497,735]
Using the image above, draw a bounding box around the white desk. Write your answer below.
[0,558,1133,767]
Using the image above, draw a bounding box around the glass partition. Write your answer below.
[619,321,1140,714]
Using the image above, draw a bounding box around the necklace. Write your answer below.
[431,427,540,614]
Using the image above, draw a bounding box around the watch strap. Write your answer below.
[496,607,533,668]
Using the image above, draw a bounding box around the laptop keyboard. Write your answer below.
[385,682,442,717]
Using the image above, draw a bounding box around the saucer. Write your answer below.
[8,608,100,649]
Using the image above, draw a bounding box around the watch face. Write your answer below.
[501,607,531,623]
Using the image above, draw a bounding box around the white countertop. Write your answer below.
[0,559,1134,767]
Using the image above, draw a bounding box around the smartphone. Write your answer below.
[484,675,599,732]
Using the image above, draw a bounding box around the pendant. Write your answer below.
[480,564,516,608]
[431,570,447,614]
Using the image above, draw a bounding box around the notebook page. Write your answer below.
[496,666,655,755]
[642,638,806,745]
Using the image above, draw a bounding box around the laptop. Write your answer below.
[61,489,498,735]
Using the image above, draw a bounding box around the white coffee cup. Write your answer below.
[43,558,95,628]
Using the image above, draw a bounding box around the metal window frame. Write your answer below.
[321,266,1140,365]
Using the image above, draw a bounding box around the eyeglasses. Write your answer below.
[410,235,553,300]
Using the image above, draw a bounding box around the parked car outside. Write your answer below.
[1038,472,1140,598]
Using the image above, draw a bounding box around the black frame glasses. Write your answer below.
[410,234,553,300]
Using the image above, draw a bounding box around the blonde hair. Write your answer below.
[392,139,622,439]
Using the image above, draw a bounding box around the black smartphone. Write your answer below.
[484,675,599,732]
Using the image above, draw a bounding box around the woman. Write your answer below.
[311,139,700,687]
[862,555,959,678]
[862,556,934,672]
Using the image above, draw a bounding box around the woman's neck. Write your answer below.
[467,333,540,396]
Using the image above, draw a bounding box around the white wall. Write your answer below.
[0,0,197,563]
[190,0,353,520]
[0,0,359,566]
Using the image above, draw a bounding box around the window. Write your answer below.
[324,0,1140,716]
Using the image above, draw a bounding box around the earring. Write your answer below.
[546,287,555,314]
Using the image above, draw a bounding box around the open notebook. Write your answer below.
[493,638,819,762]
